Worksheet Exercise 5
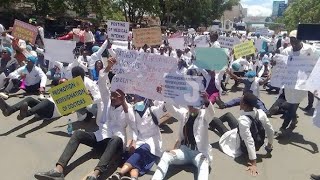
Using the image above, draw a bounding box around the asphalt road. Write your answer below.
[0,85,319,180]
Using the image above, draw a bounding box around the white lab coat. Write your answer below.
[8,65,47,87]
[313,99,320,128]
[52,59,88,80]
[202,69,224,96]
[84,39,109,70]
[219,109,274,160]
[165,102,215,162]
[83,77,103,124]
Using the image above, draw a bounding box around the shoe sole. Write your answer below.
[34,174,64,180]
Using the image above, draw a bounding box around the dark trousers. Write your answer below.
[209,112,238,135]
[307,91,314,107]
[224,97,269,114]
[8,97,54,118]
[281,103,299,129]
[57,130,123,173]
[25,82,41,93]
[269,97,289,115]
[233,72,246,87]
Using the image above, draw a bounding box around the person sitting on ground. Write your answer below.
[151,90,214,180]
[219,69,271,116]
[109,95,166,180]
[0,47,18,89]
[210,93,274,176]
[0,55,46,100]
[34,88,134,180]
[89,60,103,81]
[0,79,67,120]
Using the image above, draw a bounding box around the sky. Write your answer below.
[241,0,288,17]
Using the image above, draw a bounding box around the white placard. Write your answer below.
[194,35,209,47]
[305,56,320,96]
[218,36,240,49]
[107,20,129,41]
[256,27,269,36]
[44,39,76,63]
[168,37,185,50]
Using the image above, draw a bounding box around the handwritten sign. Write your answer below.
[233,40,256,59]
[218,36,240,49]
[107,20,129,41]
[133,27,162,47]
[194,47,228,71]
[49,77,93,116]
[12,19,38,44]
[270,54,318,90]
[256,27,269,36]
[194,35,209,47]
[305,56,320,96]
[44,39,76,63]
[163,73,205,106]
[168,37,185,50]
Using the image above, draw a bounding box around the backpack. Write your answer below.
[238,112,266,153]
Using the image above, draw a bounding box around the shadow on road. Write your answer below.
[0,116,42,136]
[277,132,319,154]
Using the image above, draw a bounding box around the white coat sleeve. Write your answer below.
[8,67,24,79]
[37,67,47,87]
[96,39,109,56]
[126,106,138,141]
[238,117,257,160]
[259,110,274,145]
[164,103,187,121]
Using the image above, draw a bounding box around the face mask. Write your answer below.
[134,101,145,112]
[248,77,255,82]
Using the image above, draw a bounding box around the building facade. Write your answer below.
[220,4,248,31]
[272,1,287,17]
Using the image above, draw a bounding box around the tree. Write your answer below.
[282,0,320,31]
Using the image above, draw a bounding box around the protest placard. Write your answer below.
[218,36,240,49]
[44,39,76,63]
[49,76,93,116]
[107,20,129,41]
[233,40,256,59]
[163,73,205,106]
[133,27,162,47]
[256,27,269,36]
[305,56,320,97]
[194,47,228,71]
[270,54,318,90]
[168,37,185,50]
[194,35,209,47]
[12,19,38,44]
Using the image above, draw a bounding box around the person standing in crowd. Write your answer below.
[83,25,95,53]
[274,30,320,136]
[89,60,103,81]
[0,55,46,100]
[210,93,274,176]
[209,32,221,48]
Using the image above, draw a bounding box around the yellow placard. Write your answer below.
[233,40,256,59]
[48,76,93,116]
[133,27,162,47]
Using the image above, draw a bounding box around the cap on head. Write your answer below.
[245,71,256,78]
[3,47,13,56]
[26,55,38,64]
[26,45,33,52]
[231,62,241,71]
[289,30,297,38]
[92,46,100,53]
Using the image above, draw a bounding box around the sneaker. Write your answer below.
[275,128,286,137]
[86,176,97,180]
[109,172,122,180]
[311,174,320,180]
[38,94,46,100]
[18,102,28,120]
[0,97,10,116]
[34,169,65,180]
[303,105,313,111]
[0,92,9,100]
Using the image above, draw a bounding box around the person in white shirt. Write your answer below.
[83,25,95,53]
[151,91,214,180]
[275,30,320,136]
[34,88,134,180]
[0,55,47,100]
[176,49,189,74]
[211,93,274,176]
[0,47,18,90]
[209,32,221,48]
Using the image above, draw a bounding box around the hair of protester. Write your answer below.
[242,92,258,108]
[71,66,85,80]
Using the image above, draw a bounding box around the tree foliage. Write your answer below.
[282,0,320,31]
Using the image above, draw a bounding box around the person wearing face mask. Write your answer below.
[219,70,271,116]
[151,89,214,180]
[109,95,166,180]
[0,47,18,89]
[210,93,274,176]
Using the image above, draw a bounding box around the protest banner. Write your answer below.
[270,54,318,90]
[133,27,162,47]
[194,47,228,71]
[111,40,129,50]
[194,35,209,47]
[49,77,93,116]
[218,36,240,49]
[44,38,76,63]
[305,56,320,97]
[256,27,269,36]
[168,37,185,50]
[12,19,38,44]
[107,20,129,41]
[233,40,256,59]
[163,73,205,106]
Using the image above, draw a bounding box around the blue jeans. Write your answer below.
[224,97,269,114]
[281,103,299,129]
[152,145,209,180]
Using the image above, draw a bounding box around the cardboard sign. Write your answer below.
[168,37,185,50]
[133,27,162,47]
[163,73,205,106]
[107,20,129,41]
[49,77,93,116]
[270,54,318,90]
[44,39,76,63]
[218,36,240,49]
[12,19,38,44]
[256,27,269,36]
[233,40,256,59]
[194,47,228,71]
